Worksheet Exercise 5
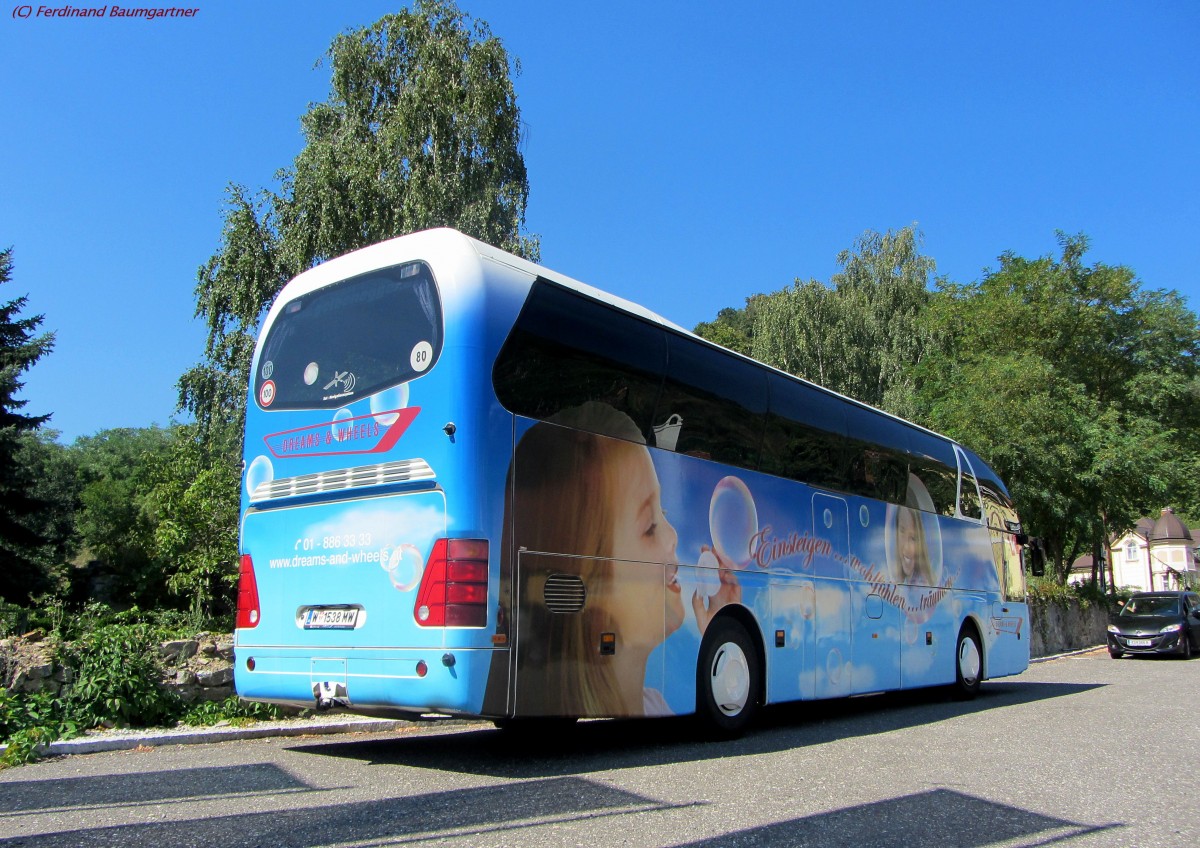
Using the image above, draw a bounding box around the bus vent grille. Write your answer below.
[543,573,587,614]
[250,458,435,502]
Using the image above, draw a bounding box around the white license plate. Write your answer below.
[1126,638,1152,647]
[304,608,358,629]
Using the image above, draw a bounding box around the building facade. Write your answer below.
[1070,508,1200,591]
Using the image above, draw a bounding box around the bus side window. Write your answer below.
[906,430,958,516]
[654,334,768,468]
[955,448,984,521]
[760,374,847,491]
[842,406,907,505]
[493,281,666,441]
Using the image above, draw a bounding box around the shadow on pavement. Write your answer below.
[289,679,1102,779]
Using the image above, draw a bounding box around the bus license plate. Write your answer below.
[1127,638,1152,647]
[304,608,358,629]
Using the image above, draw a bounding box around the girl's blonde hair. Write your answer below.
[893,504,935,587]
[501,404,649,717]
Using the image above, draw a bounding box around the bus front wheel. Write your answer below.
[952,624,982,700]
[696,618,760,738]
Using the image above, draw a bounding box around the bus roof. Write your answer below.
[280,228,972,462]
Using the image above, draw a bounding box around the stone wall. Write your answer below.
[1028,598,1109,658]
[0,631,235,703]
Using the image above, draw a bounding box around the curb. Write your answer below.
[1,717,423,758]
[1030,644,1106,663]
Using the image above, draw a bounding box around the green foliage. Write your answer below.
[750,225,936,418]
[61,623,180,729]
[918,233,1200,580]
[179,696,287,727]
[1026,576,1130,614]
[694,301,762,356]
[11,431,79,596]
[144,426,240,621]
[0,691,77,767]
[72,426,175,607]
[0,247,58,604]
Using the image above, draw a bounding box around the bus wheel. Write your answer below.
[696,618,760,738]
[952,624,982,700]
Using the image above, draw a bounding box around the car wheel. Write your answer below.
[696,618,760,738]
[1181,635,1193,660]
[952,624,982,700]
[1108,648,1123,659]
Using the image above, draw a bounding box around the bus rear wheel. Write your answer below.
[696,618,760,738]
[952,624,982,700]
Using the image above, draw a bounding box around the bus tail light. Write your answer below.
[415,539,489,627]
[236,554,261,629]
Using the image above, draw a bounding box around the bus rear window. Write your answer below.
[254,262,443,410]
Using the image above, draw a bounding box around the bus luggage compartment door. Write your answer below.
[511,551,668,718]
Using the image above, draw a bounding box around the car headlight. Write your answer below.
[1107,624,1120,634]
[1159,623,1183,634]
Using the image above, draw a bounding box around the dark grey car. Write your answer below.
[1107,591,1200,658]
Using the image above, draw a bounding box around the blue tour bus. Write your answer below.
[235,228,1030,734]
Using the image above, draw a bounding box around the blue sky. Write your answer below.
[2,1,1197,443]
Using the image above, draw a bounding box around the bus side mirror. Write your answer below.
[1023,537,1045,577]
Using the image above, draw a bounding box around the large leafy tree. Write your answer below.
[72,426,175,607]
[181,0,538,443]
[144,425,240,621]
[917,234,1200,581]
[747,226,936,418]
[0,247,57,604]
[11,430,80,600]
[694,301,763,357]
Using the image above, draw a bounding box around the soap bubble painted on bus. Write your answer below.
[234,229,1031,736]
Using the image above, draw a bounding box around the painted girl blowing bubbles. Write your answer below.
[499,403,739,717]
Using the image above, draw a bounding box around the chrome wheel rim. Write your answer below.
[958,636,981,686]
[710,641,750,717]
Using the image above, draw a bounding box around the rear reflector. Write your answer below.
[414,538,489,628]
[236,554,261,629]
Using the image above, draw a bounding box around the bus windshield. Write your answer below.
[254,261,443,411]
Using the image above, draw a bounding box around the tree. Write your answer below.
[0,247,57,604]
[917,233,1200,580]
[182,0,538,442]
[749,226,936,418]
[694,300,763,357]
[12,430,81,599]
[144,425,240,621]
[72,427,174,607]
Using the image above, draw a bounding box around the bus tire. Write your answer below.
[952,623,982,700]
[696,618,760,738]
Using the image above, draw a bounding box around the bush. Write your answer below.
[1026,576,1130,612]
[60,623,180,729]
[0,691,78,767]
[179,696,287,727]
